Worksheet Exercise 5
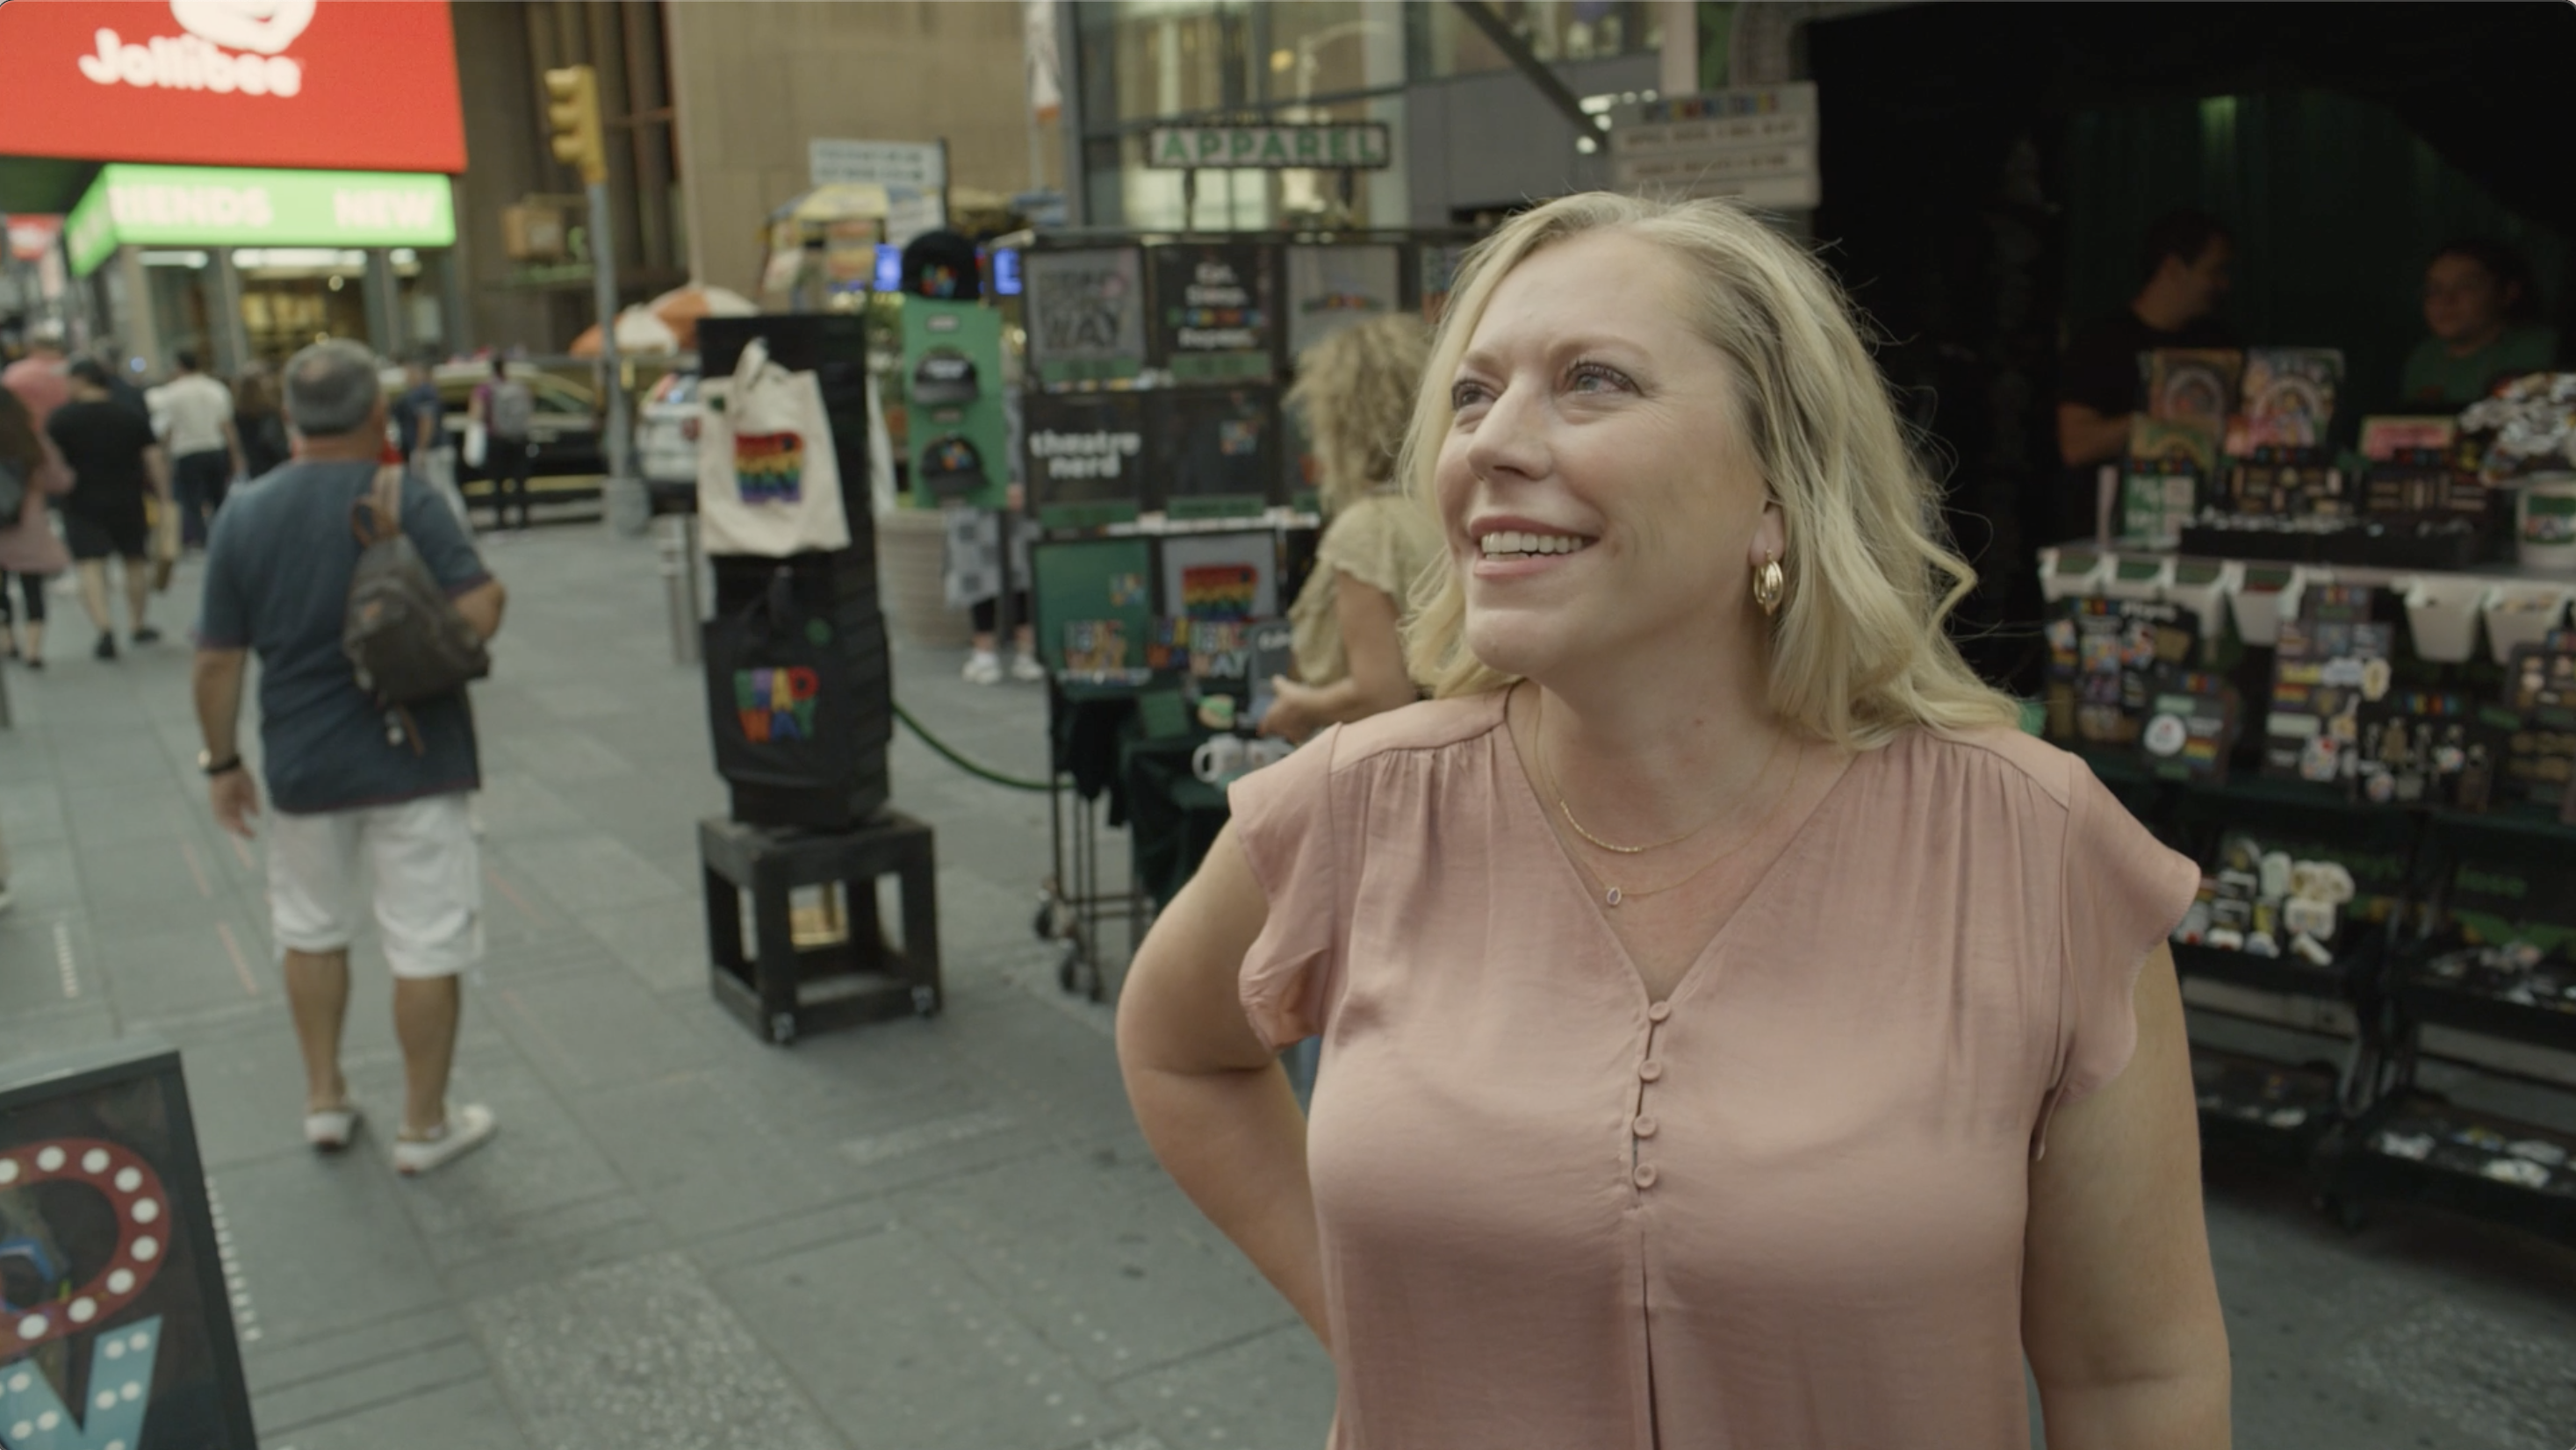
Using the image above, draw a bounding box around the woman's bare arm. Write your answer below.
[1116,822,1331,1343]
[1258,575,1413,742]
[2024,944,2232,1448]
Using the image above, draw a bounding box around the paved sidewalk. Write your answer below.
[0,526,2568,1450]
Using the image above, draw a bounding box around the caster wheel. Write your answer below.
[911,984,942,1018]
[1057,944,1083,993]
[1032,901,1056,943]
[767,1011,797,1046]
[2318,1195,2368,1234]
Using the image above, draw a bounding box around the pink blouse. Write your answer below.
[1227,691,2198,1449]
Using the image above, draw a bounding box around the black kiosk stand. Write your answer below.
[694,313,942,1044]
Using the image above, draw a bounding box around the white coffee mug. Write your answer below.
[1191,733,1248,784]
[1243,737,1293,772]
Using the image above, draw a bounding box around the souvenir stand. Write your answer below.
[1012,227,1476,1000]
[2041,361,2576,1244]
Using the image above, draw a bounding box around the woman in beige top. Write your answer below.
[1261,314,1444,743]
[1118,194,2229,1449]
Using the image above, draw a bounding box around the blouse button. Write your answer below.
[1632,1115,1659,1138]
[1647,1001,1673,1023]
[1634,1163,1659,1188]
[1637,1060,1665,1083]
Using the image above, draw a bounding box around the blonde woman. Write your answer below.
[1118,195,2229,1448]
[1258,315,1441,743]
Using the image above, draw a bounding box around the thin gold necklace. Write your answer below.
[1535,688,1784,856]
[1565,738,1806,908]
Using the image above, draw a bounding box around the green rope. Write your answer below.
[893,699,1057,793]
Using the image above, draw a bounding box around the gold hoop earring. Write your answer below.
[1752,556,1786,618]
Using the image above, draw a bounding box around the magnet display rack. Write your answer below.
[2070,671,2576,1247]
[2323,810,2576,1241]
[2158,774,2418,1177]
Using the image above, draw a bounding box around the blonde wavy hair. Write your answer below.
[1400,193,2021,750]
[1285,312,1433,516]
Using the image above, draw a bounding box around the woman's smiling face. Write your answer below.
[1434,229,1777,686]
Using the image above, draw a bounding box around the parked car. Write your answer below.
[378,360,607,490]
[636,368,702,487]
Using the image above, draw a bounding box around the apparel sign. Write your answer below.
[0,1,465,175]
[65,164,455,276]
[1145,124,1392,170]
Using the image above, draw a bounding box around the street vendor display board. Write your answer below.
[0,1038,255,1448]
[1025,248,1148,388]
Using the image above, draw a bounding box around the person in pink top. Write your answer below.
[1,332,73,427]
[0,372,73,668]
[1119,193,2229,1449]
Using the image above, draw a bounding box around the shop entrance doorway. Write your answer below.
[236,251,371,365]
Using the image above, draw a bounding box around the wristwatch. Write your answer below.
[198,749,243,778]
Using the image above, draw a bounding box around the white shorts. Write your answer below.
[267,793,483,979]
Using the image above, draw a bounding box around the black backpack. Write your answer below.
[344,466,490,711]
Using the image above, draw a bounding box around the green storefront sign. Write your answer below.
[1145,124,1392,170]
[66,163,455,276]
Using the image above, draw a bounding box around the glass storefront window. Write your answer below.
[1087,0,1242,127]
[234,248,370,365]
[1418,1,1660,78]
[1256,4,1405,106]
[1081,1,1422,128]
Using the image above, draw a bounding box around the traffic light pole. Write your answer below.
[546,62,637,528]
[586,179,634,498]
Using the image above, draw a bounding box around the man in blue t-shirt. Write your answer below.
[193,341,510,1176]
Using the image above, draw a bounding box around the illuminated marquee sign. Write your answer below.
[66,164,455,276]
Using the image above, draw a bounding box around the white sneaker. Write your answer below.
[304,1105,360,1152]
[1010,651,1047,683]
[961,650,1003,686]
[393,1102,498,1176]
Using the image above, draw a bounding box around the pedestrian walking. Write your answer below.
[399,356,470,532]
[193,340,507,1174]
[234,361,291,480]
[0,329,71,425]
[469,358,535,532]
[0,385,73,670]
[45,359,167,659]
[150,349,246,549]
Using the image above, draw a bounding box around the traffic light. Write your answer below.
[543,64,606,186]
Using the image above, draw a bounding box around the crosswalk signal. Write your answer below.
[543,64,606,186]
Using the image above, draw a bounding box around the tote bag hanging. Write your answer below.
[696,336,852,556]
[702,571,860,792]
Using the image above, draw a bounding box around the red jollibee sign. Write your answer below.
[0,1,465,174]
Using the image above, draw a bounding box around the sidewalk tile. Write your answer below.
[716,1224,1130,1450]
[464,1252,839,1450]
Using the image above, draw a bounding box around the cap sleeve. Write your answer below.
[2053,762,2200,1110]
[1314,495,1428,604]
[1226,725,1345,1051]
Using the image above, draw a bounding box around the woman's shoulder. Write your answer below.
[1325,490,1432,542]
[1325,691,1509,772]
[1880,724,2083,815]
